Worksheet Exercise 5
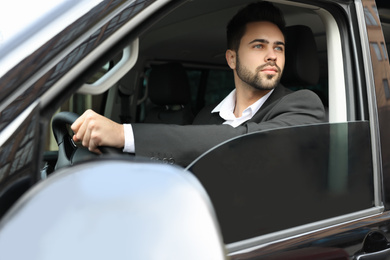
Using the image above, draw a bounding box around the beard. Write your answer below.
[236,56,283,91]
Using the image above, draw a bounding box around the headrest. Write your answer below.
[148,63,191,106]
[281,25,319,86]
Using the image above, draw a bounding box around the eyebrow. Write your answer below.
[249,39,285,46]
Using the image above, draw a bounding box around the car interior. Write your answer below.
[119,0,331,123]
[48,0,332,147]
[38,0,361,242]
[44,1,333,167]
[45,0,382,179]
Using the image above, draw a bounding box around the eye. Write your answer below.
[274,46,284,52]
[254,44,264,49]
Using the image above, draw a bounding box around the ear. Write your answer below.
[226,49,236,69]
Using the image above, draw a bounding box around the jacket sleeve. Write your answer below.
[132,89,325,166]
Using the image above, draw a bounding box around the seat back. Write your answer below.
[144,63,194,125]
[281,25,320,86]
[281,25,327,119]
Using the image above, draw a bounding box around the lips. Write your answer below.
[261,67,279,74]
[258,61,280,73]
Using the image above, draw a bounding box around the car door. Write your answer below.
[186,0,390,258]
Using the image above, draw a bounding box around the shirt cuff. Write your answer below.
[123,124,135,153]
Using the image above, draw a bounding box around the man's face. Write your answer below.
[233,21,285,91]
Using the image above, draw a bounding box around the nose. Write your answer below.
[265,49,277,62]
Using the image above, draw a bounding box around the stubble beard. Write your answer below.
[236,56,283,91]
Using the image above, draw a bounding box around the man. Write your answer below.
[71,1,325,166]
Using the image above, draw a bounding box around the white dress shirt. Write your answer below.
[123,89,273,153]
[212,89,273,127]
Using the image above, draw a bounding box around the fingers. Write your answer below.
[69,109,124,153]
[71,110,101,152]
[71,110,90,142]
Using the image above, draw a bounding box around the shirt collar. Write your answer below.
[212,89,236,120]
[212,89,274,121]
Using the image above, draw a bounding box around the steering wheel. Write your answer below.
[52,112,124,170]
[52,112,96,170]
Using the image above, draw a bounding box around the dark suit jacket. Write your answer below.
[132,85,325,166]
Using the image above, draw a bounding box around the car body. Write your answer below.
[0,0,390,259]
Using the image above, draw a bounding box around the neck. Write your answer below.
[233,87,271,117]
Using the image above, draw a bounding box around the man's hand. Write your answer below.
[71,109,124,154]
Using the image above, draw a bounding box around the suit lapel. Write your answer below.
[248,84,292,123]
[194,84,292,125]
[207,112,225,124]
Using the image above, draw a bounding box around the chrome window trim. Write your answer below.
[316,8,347,123]
[227,206,384,255]
[41,0,170,107]
[355,0,384,208]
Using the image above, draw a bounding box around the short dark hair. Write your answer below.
[227,1,286,52]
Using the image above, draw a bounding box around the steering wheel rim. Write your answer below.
[52,111,79,145]
[52,112,125,170]
[52,112,96,170]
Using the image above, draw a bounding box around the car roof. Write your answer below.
[138,0,325,67]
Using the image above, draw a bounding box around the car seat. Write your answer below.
[281,25,328,119]
[281,25,320,86]
[143,62,194,125]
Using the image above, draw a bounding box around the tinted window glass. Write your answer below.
[188,122,374,243]
[187,69,234,113]
[204,70,235,106]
